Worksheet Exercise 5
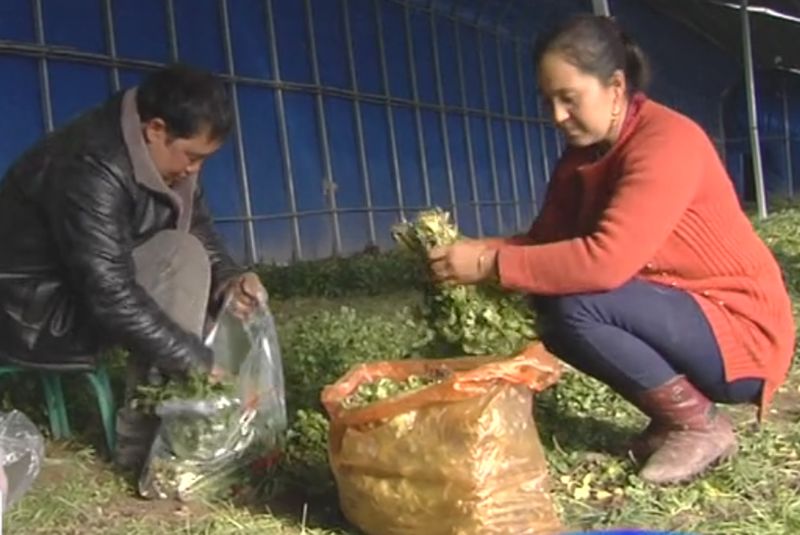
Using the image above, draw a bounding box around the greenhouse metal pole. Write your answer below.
[220,0,259,264]
[374,0,406,222]
[515,42,539,215]
[454,23,483,237]
[342,0,378,247]
[592,0,610,16]
[476,32,504,234]
[265,0,304,259]
[102,0,120,91]
[430,10,460,225]
[783,78,794,198]
[404,3,432,208]
[33,0,54,133]
[741,0,768,219]
[304,0,343,256]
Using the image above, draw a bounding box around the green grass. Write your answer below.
[5,206,800,534]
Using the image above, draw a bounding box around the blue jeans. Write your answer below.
[533,279,763,404]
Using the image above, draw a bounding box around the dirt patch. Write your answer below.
[36,443,213,527]
[768,381,800,423]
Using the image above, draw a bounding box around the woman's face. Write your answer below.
[538,51,625,147]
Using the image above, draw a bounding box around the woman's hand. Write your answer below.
[428,240,499,285]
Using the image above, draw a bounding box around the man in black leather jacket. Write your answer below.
[0,64,267,470]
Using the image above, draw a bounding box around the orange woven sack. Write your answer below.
[321,343,563,535]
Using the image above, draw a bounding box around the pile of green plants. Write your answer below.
[392,208,537,357]
[340,374,444,409]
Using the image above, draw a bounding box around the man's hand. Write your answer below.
[223,272,268,321]
[428,240,499,285]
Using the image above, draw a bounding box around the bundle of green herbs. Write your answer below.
[392,208,537,357]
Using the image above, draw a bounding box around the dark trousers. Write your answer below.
[533,279,763,404]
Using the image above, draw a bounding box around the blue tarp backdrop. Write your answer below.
[0,0,797,264]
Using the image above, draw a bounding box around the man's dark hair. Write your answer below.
[136,63,234,141]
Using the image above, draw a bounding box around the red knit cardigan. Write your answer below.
[495,95,795,414]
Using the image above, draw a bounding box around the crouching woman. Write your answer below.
[428,15,795,484]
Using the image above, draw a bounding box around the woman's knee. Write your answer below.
[533,293,598,333]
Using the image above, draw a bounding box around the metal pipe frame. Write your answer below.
[536,97,551,183]
[515,42,539,216]
[0,43,548,125]
[101,0,120,92]
[476,31,504,234]
[782,78,794,198]
[741,0,767,219]
[212,199,521,223]
[389,0,533,49]
[342,0,378,246]
[165,0,179,62]
[374,0,406,221]
[32,0,54,133]
[304,0,343,256]
[592,0,611,17]
[404,3,432,207]
[430,9,460,226]
[265,0,303,259]
[9,0,547,259]
[716,90,727,164]
[553,127,563,156]
[496,34,522,231]
[454,22,483,237]
[220,0,259,264]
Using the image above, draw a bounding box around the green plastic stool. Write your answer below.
[0,365,116,455]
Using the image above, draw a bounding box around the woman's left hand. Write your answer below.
[428,240,498,285]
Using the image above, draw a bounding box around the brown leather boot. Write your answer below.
[626,420,669,461]
[632,375,737,484]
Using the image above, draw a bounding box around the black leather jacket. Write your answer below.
[0,92,243,374]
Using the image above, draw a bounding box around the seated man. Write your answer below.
[0,64,267,471]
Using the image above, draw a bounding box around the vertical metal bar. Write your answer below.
[102,0,120,91]
[220,0,258,263]
[592,0,611,16]
[305,0,343,256]
[165,0,179,62]
[374,0,406,221]
[266,0,303,259]
[515,42,538,215]
[496,34,521,232]
[783,79,794,198]
[430,9,459,223]
[741,0,767,219]
[717,92,727,164]
[33,0,54,132]
[536,96,551,182]
[476,31,503,234]
[404,3,432,207]
[342,0,377,245]
[454,22,483,237]
[554,127,563,156]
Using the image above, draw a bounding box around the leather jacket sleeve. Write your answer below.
[45,155,212,377]
[189,185,246,306]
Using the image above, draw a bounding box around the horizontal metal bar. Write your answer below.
[0,41,550,126]
[214,200,529,223]
[724,135,792,143]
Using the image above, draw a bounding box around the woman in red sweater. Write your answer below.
[429,15,795,485]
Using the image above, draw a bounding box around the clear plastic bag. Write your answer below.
[138,303,287,501]
[0,410,45,509]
